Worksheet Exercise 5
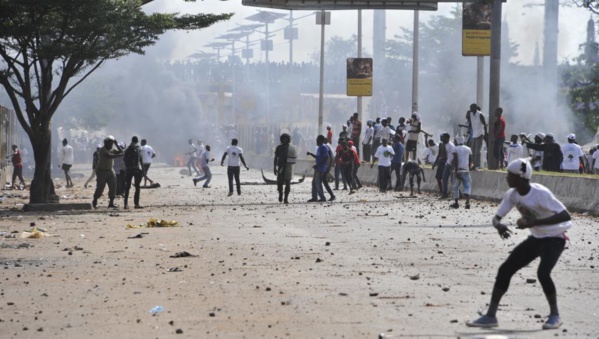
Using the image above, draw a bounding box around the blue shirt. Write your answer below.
[392,141,405,164]
[315,144,329,173]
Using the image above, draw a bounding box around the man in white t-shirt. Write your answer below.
[193,145,214,188]
[450,136,472,209]
[362,120,374,163]
[59,138,75,188]
[186,139,201,177]
[466,103,487,169]
[221,138,249,196]
[467,158,571,330]
[371,138,395,192]
[424,135,438,165]
[440,133,455,199]
[506,134,524,164]
[592,146,599,174]
[140,139,156,187]
[561,134,585,174]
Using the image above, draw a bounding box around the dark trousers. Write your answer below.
[342,164,355,189]
[378,165,391,192]
[494,236,565,296]
[391,162,402,190]
[124,169,142,207]
[94,169,116,200]
[116,170,125,195]
[362,144,371,163]
[353,164,362,188]
[494,138,505,168]
[334,165,347,189]
[352,136,360,156]
[277,170,290,197]
[227,166,241,194]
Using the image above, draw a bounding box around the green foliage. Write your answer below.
[0,0,232,203]
[562,62,599,137]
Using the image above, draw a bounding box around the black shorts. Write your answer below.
[406,140,417,151]
[61,164,72,171]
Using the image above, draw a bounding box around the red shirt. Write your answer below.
[326,129,333,144]
[352,149,361,165]
[11,149,22,168]
[494,116,506,139]
[352,119,362,138]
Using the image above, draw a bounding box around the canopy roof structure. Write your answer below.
[242,0,439,11]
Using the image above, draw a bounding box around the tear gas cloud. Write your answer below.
[56,1,593,163]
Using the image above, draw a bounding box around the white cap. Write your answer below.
[455,135,465,145]
[326,123,332,129]
[507,158,533,180]
[567,133,576,140]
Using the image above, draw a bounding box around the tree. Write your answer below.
[0,0,232,204]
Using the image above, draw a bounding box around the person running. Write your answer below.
[466,158,572,330]
[186,138,200,177]
[140,139,156,187]
[84,145,101,188]
[92,136,124,209]
[450,136,472,209]
[193,145,215,188]
[339,141,357,195]
[273,134,297,204]
[221,138,249,196]
[9,145,26,190]
[123,136,144,209]
[58,138,74,188]
[306,135,329,202]
[371,138,395,193]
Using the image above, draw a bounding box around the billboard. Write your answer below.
[462,3,492,56]
[346,58,373,97]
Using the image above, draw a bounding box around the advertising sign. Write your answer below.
[346,58,373,97]
[462,3,492,56]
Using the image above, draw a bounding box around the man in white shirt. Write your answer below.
[450,136,472,209]
[466,103,487,169]
[186,139,200,177]
[221,138,249,196]
[561,134,585,174]
[467,158,572,330]
[424,135,438,165]
[140,139,156,187]
[592,146,599,174]
[59,138,74,188]
[362,120,374,163]
[193,145,214,188]
[506,134,524,164]
[371,138,395,193]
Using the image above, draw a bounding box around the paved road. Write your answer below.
[0,164,596,338]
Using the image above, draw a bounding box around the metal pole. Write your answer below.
[411,10,419,113]
[289,10,294,64]
[357,9,363,123]
[477,56,484,109]
[266,23,270,123]
[488,0,502,170]
[318,10,325,134]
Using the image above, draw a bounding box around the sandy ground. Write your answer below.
[0,164,598,339]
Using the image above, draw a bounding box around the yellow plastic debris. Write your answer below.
[127,218,179,228]
[19,228,50,239]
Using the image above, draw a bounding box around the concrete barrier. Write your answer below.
[249,156,599,216]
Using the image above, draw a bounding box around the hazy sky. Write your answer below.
[144,1,592,65]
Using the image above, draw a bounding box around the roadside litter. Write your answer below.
[127,218,179,228]
[149,306,164,314]
[19,227,53,239]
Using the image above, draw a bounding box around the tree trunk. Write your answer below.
[29,127,58,204]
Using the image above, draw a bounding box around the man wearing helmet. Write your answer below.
[274,133,297,204]
[92,136,124,209]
